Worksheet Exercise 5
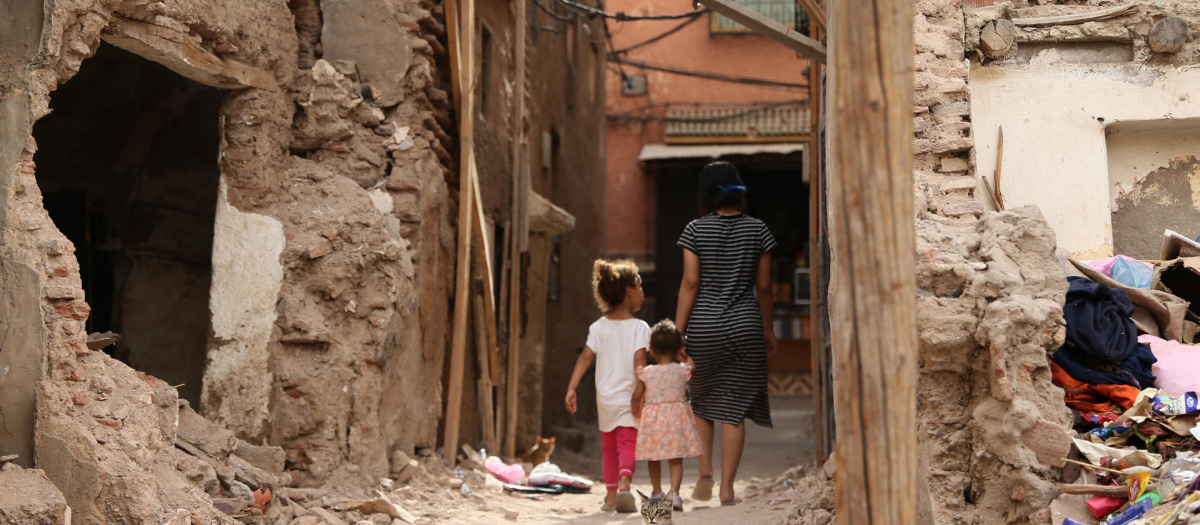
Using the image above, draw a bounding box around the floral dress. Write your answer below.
[635,363,704,461]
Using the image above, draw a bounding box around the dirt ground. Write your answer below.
[428,395,816,525]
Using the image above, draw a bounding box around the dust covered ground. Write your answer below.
[414,396,818,525]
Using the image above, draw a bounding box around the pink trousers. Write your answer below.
[601,426,637,490]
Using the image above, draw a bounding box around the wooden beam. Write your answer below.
[442,0,477,465]
[504,0,530,461]
[1012,4,1137,27]
[694,0,827,62]
[102,18,276,90]
[829,0,918,524]
[472,189,502,387]
[472,275,497,450]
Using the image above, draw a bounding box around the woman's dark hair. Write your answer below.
[698,161,747,214]
[649,319,683,358]
[591,259,640,312]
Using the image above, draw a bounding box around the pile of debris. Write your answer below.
[1041,231,1200,524]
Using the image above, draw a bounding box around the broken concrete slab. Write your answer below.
[235,440,287,475]
[85,331,121,350]
[321,0,414,107]
[101,18,276,90]
[178,403,238,459]
[0,469,70,525]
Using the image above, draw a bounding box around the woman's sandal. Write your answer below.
[691,477,715,502]
[720,497,743,507]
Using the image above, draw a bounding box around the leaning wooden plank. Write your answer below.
[102,19,275,90]
[1013,4,1137,27]
[1056,484,1128,498]
[994,126,1005,211]
[472,274,497,450]
[829,0,918,524]
[472,180,502,387]
[695,0,826,62]
[442,0,477,465]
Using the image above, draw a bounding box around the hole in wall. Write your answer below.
[32,42,223,406]
[1016,42,1134,65]
[1107,118,1200,259]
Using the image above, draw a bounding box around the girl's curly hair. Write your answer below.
[592,259,640,312]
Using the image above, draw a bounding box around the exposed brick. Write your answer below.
[53,300,91,320]
[931,102,970,118]
[95,418,122,431]
[941,200,985,218]
[44,286,79,301]
[940,158,970,173]
[51,266,69,278]
[939,177,977,192]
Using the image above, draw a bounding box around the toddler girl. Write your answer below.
[565,259,650,513]
[631,319,703,512]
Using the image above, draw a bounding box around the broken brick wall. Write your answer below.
[0,0,463,521]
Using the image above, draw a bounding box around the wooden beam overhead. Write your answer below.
[694,0,827,62]
[102,18,276,90]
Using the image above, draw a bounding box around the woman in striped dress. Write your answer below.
[674,161,776,506]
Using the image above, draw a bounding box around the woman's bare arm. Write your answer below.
[675,249,701,333]
[756,254,777,357]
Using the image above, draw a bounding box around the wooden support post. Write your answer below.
[829,0,918,524]
[442,0,477,466]
[694,0,826,62]
[807,3,830,461]
[472,194,502,387]
[503,0,529,460]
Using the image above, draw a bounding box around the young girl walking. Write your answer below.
[565,259,650,513]
[632,319,704,512]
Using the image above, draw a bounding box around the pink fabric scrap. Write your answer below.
[1087,255,1152,277]
[485,458,526,484]
[1140,334,1200,396]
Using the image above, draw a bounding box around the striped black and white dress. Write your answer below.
[677,212,776,428]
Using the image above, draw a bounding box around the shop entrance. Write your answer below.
[31,43,223,406]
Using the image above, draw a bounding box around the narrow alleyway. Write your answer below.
[451,396,815,524]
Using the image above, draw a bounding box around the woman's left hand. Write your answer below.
[764,329,778,357]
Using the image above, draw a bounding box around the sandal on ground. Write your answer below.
[651,491,665,499]
[673,495,684,511]
[616,490,637,513]
[600,499,616,512]
[720,497,743,507]
[691,477,714,502]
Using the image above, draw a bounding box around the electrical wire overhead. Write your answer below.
[608,11,706,55]
[610,57,808,89]
[554,0,710,21]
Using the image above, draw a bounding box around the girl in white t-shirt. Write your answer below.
[565,259,650,513]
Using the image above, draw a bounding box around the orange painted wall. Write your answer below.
[603,0,811,259]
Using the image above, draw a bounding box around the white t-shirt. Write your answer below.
[586,317,651,432]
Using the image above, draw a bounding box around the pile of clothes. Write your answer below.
[1046,235,1200,524]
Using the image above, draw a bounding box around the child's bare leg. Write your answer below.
[648,460,663,495]
[668,458,684,495]
[606,489,617,506]
[619,475,632,492]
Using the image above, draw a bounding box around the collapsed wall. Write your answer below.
[916,207,1072,525]
[0,0,460,521]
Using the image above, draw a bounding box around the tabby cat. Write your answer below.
[637,490,674,525]
[516,436,555,466]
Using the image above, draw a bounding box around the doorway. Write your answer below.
[650,154,811,377]
[31,43,223,406]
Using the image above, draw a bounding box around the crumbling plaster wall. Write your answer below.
[964,2,1200,259]
[0,0,459,520]
[909,2,1080,525]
